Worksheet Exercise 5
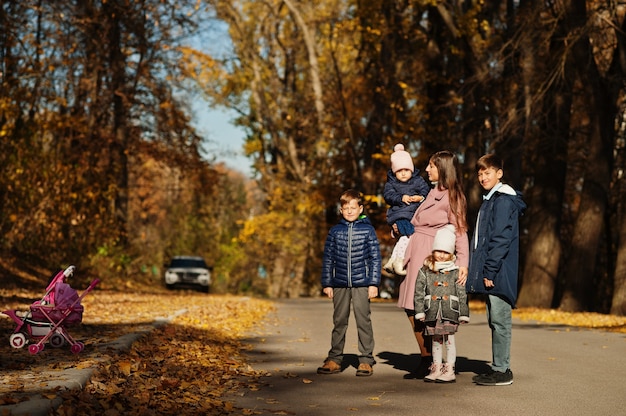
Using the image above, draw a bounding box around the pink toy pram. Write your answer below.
[2,265,99,354]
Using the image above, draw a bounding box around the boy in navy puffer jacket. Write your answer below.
[317,189,382,377]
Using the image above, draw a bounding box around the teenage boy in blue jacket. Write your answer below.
[466,154,526,386]
[317,189,382,377]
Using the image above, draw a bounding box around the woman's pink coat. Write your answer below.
[397,187,469,310]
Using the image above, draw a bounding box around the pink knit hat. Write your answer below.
[390,144,414,173]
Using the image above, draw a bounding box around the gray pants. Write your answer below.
[326,287,375,366]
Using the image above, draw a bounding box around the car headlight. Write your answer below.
[198,272,211,285]
[164,271,179,284]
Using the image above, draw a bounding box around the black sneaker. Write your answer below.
[474,369,513,386]
[472,368,495,383]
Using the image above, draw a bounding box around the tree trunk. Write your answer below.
[516,2,566,308]
[559,178,607,311]
[559,10,612,310]
[606,2,626,316]
[610,97,626,315]
[287,255,306,298]
[104,1,130,243]
[269,256,286,298]
[282,0,325,130]
[518,212,562,307]
[611,193,626,315]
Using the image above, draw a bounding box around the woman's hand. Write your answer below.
[457,266,468,285]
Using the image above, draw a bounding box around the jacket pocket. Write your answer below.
[423,295,431,312]
[449,295,460,314]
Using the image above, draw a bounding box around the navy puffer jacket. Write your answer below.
[321,216,382,288]
[383,169,431,226]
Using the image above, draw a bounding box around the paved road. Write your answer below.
[229,298,625,416]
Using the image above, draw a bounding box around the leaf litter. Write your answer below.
[467,300,626,332]
[0,288,274,415]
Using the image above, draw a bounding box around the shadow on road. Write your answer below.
[377,351,490,375]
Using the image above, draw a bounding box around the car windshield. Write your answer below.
[169,258,208,268]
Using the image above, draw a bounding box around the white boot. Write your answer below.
[424,363,443,382]
[393,258,407,276]
[383,257,395,273]
[436,363,456,383]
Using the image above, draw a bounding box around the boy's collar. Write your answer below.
[483,181,503,200]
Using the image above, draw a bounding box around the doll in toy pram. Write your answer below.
[2,265,99,354]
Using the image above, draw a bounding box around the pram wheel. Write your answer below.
[71,342,84,354]
[50,333,66,348]
[9,333,27,349]
[29,344,42,354]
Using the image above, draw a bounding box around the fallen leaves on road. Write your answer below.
[468,300,626,333]
[55,293,274,415]
[513,307,626,332]
[1,288,274,415]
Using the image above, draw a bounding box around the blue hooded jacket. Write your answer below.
[466,184,526,307]
[321,216,382,288]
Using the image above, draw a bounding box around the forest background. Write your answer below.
[1,0,625,315]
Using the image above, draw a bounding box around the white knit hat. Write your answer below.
[432,224,456,254]
[390,144,414,173]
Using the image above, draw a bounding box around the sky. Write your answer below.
[189,19,255,177]
[192,102,252,177]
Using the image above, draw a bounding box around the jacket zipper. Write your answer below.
[347,222,353,287]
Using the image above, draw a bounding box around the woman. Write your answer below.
[397,150,469,378]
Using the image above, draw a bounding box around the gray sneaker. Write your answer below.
[474,369,513,386]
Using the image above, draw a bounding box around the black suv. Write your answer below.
[163,256,211,292]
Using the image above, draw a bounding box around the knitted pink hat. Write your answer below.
[390,144,414,173]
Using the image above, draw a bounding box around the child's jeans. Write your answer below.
[486,294,512,372]
[326,287,375,366]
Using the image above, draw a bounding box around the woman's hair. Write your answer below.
[430,151,468,232]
